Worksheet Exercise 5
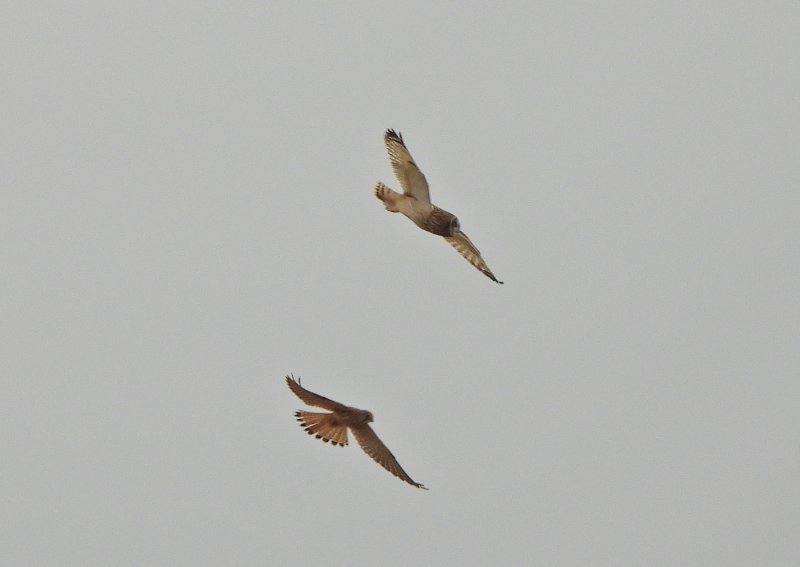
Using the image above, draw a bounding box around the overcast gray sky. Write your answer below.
[3,2,799,566]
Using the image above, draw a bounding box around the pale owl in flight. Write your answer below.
[374,129,503,284]
[286,375,427,490]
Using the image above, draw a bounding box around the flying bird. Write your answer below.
[374,129,503,283]
[286,374,427,489]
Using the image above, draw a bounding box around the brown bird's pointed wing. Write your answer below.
[351,424,427,489]
[285,375,349,411]
[444,232,503,284]
[384,129,431,205]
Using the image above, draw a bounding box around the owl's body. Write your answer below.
[374,129,503,284]
[375,182,458,238]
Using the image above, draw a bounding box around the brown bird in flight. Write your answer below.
[286,375,427,489]
[374,129,503,284]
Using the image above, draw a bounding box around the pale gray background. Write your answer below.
[2,2,798,566]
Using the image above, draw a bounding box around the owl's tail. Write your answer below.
[295,411,349,447]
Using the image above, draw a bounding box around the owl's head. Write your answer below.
[448,216,461,236]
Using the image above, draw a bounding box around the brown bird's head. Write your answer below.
[348,407,375,425]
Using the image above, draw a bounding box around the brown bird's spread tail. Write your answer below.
[295,411,349,446]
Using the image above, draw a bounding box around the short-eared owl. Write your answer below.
[286,375,427,489]
[374,129,503,284]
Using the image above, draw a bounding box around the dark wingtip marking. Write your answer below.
[484,271,503,284]
[385,128,403,143]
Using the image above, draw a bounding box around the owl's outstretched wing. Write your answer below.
[384,129,431,205]
[444,232,503,284]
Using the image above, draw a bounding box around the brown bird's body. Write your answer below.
[374,129,503,284]
[286,375,427,489]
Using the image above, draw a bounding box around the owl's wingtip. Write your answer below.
[385,128,403,143]
[485,272,504,284]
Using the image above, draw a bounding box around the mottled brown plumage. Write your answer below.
[374,129,503,283]
[286,375,427,490]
